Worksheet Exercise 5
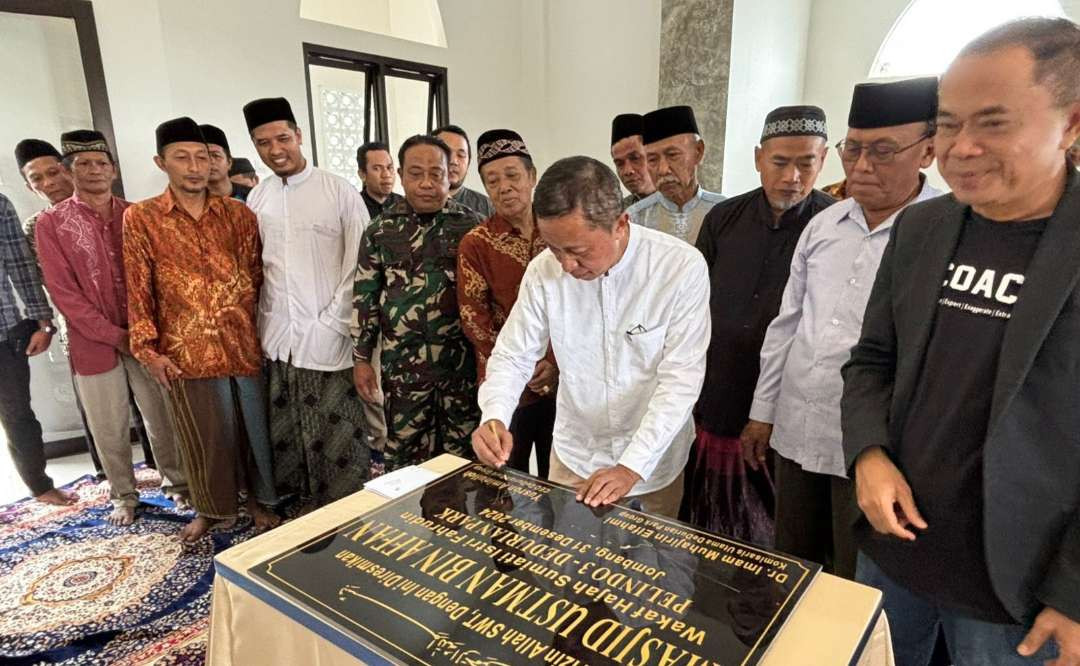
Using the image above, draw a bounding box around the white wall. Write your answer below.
[526,0,661,172]
[0,14,95,439]
[83,0,659,202]
[801,0,1080,190]
[88,0,517,198]
[721,0,814,196]
[802,0,925,188]
[0,13,92,218]
[300,0,447,47]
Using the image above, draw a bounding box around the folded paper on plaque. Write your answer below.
[251,464,820,665]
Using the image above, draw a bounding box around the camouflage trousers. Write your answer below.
[383,378,479,471]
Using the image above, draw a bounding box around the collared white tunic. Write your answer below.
[248,162,369,371]
[478,225,710,494]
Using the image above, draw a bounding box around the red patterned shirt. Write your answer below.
[35,194,130,375]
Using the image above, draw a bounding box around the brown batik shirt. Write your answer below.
[457,213,555,406]
[123,187,262,379]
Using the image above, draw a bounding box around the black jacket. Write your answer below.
[841,169,1080,623]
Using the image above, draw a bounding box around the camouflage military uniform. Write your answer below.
[352,198,482,470]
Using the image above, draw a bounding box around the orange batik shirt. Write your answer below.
[456,214,556,407]
[123,188,263,379]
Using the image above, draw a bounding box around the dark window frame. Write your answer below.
[1,0,123,196]
[302,42,449,168]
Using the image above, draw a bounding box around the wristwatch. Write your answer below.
[40,324,57,335]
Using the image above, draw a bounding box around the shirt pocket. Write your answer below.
[379,231,414,266]
[624,325,667,371]
[309,221,340,246]
[377,233,416,302]
[436,219,476,266]
[306,221,343,265]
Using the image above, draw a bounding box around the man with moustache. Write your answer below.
[353,134,482,469]
[744,78,940,579]
[843,18,1080,663]
[457,129,557,477]
[471,156,709,517]
[244,97,378,504]
[687,106,834,543]
[628,105,724,245]
[125,117,274,541]
[356,141,405,220]
[433,125,494,218]
[35,130,185,525]
[200,124,251,202]
[610,113,656,210]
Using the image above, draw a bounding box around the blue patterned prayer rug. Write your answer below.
[0,465,259,665]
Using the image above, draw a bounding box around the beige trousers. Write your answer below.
[74,355,186,508]
[547,450,684,518]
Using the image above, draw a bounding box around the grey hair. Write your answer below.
[957,17,1080,108]
[533,156,623,231]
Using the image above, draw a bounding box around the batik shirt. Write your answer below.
[352,198,482,387]
[457,214,553,406]
[821,179,848,200]
[123,188,263,379]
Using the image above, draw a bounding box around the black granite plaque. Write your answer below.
[251,464,820,665]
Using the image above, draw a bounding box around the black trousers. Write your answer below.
[0,324,53,496]
[774,452,857,579]
[507,396,556,479]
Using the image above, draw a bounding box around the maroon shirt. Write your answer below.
[35,194,130,376]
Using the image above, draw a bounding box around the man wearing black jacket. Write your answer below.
[842,17,1080,665]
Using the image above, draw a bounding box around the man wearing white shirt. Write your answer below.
[472,156,710,517]
[741,77,941,577]
[244,97,383,506]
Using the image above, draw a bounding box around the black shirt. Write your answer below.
[361,188,406,221]
[859,211,1048,623]
[694,187,836,436]
[231,182,252,202]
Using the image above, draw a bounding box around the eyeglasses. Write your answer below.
[835,134,931,164]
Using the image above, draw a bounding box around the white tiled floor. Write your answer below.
[0,443,145,505]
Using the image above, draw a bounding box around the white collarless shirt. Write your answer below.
[627,186,725,245]
[247,162,369,371]
[478,225,711,494]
